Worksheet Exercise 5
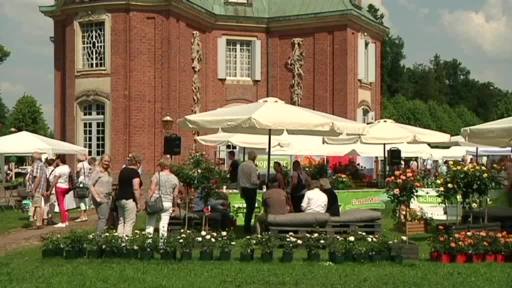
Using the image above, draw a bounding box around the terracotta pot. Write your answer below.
[440,253,452,264]
[472,254,484,263]
[455,254,468,264]
[485,254,496,263]
[495,254,506,264]
[430,251,441,262]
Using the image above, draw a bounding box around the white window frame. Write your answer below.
[358,33,376,83]
[226,0,248,3]
[218,36,261,81]
[226,38,252,80]
[74,12,111,74]
[75,97,111,158]
[357,106,372,124]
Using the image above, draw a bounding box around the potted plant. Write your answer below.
[257,233,277,262]
[495,232,506,263]
[327,236,346,264]
[239,236,256,262]
[42,233,65,258]
[280,233,301,263]
[454,240,469,264]
[85,233,103,259]
[385,169,420,224]
[63,231,87,259]
[217,231,235,261]
[138,232,156,261]
[368,236,391,262]
[303,233,325,262]
[177,230,195,261]
[99,232,123,258]
[197,231,216,261]
[160,234,178,261]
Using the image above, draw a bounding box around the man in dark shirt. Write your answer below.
[319,178,340,216]
[228,151,239,184]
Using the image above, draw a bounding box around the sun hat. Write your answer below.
[319,178,331,189]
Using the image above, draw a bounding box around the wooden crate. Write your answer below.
[391,242,420,260]
[405,221,427,236]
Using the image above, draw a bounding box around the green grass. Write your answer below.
[0,209,30,234]
[0,248,511,288]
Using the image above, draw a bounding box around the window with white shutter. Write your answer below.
[358,34,376,83]
[218,37,261,81]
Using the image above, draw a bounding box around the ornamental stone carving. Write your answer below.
[191,31,203,114]
[287,38,305,106]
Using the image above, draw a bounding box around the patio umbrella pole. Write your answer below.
[267,129,272,187]
[382,144,387,184]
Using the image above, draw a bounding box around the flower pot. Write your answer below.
[161,250,177,261]
[42,248,63,258]
[180,250,193,261]
[440,254,452,264]
[328,252,345,264]
[370,254,383,262]
[240,250,254,262]
[472,254,484,263]
[64,249,80,259]
[199,249,214,261]
[125,249,138,259]
[307,250,321,262]
[218,250,232,261]
[261,251,274,262]
[139,250,154,261]
[87,249,102,259]
[485,254,496,263]
[455,254,468,264]
[280,251,294,263]
[495,254,506,264]
[430,251,441,262]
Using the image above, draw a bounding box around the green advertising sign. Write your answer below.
[254,155,292,174]
[336,190,387,210]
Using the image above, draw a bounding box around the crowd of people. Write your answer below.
[234,151,341,234]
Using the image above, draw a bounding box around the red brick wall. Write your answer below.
[55,9,382,175]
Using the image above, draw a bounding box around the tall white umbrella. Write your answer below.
[325,119,451,179]
[0,131,87,155]
[180,97,368,178]
[461,117,512,147]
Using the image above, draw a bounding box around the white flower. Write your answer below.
[348,236,355,242]
[180,234,186,238]
[211,239,216,243]
[448,184,453,188]
[367,237,372,242]
[201,231,207,236]
[179,240,184,243]
[196,237,202,242]
[467,232,473,237]
[205,235,211,240]
[401,236,408,241]
[221,231,227,236]
[313,233,319,238]
[231,242,236,245]
[297,240,303,245]
[472,203,478,209]
[212,233,217,237]
[320,240,325,244]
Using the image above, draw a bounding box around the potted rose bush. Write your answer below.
[177,230,195,260]
[160,234,178,261]
[257,233,278,262]
[239,236,257,262]
[42,233,65,258]
[280,233,301,263]
[303,233,326,262]
[327,236,347,264]
[217,231,235,261]
[197,231,217,261]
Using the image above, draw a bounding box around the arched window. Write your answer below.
[357,105,372,124]
[79,102,106,157]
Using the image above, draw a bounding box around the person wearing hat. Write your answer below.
[319,178,340,216]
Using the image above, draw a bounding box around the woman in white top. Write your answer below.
[145,156,179,239]
[50,155,72,227]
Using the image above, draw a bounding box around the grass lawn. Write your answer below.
[0,248,511,288]
[0,209,30,234]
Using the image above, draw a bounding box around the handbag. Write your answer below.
[146,172,164,214]
[73,163,90,199]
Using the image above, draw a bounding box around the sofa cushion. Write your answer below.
[267,213,330,227]
[329,209,382,223]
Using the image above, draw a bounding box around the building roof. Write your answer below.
[40,0,386,32]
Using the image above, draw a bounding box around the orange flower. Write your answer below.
[450,242,456,248]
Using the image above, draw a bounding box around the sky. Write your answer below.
[0,0,511,129]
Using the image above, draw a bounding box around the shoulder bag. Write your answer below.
[73,163,90,199]
[146,172,164,214]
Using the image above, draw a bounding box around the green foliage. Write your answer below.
[0,44,10,65]
[8,94,50,136]
[367,3,385,25]
[0,96,8,135]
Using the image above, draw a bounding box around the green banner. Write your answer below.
[254,155,291,174]
[336,190,387,210]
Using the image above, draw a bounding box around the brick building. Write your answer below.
[40,0,387,172]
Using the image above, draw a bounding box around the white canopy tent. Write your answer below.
[0,131,88,194]
[461,117,512,147]
[181,97,368,177]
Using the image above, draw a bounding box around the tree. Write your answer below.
[8,94,50,136]
[492,93,512,119]
[0,95,8,135]
[383,34,406,98]
[0,44,10,65]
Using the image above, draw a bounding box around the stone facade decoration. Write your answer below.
[191,31,203,114]
[287,38,305,106]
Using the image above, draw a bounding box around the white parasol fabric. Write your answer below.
[0,131,87,155]
[325,119,451,145]
[461,117,512,147]
[180,97,368,136]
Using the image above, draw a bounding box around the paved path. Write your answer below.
[0,212,98,256]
